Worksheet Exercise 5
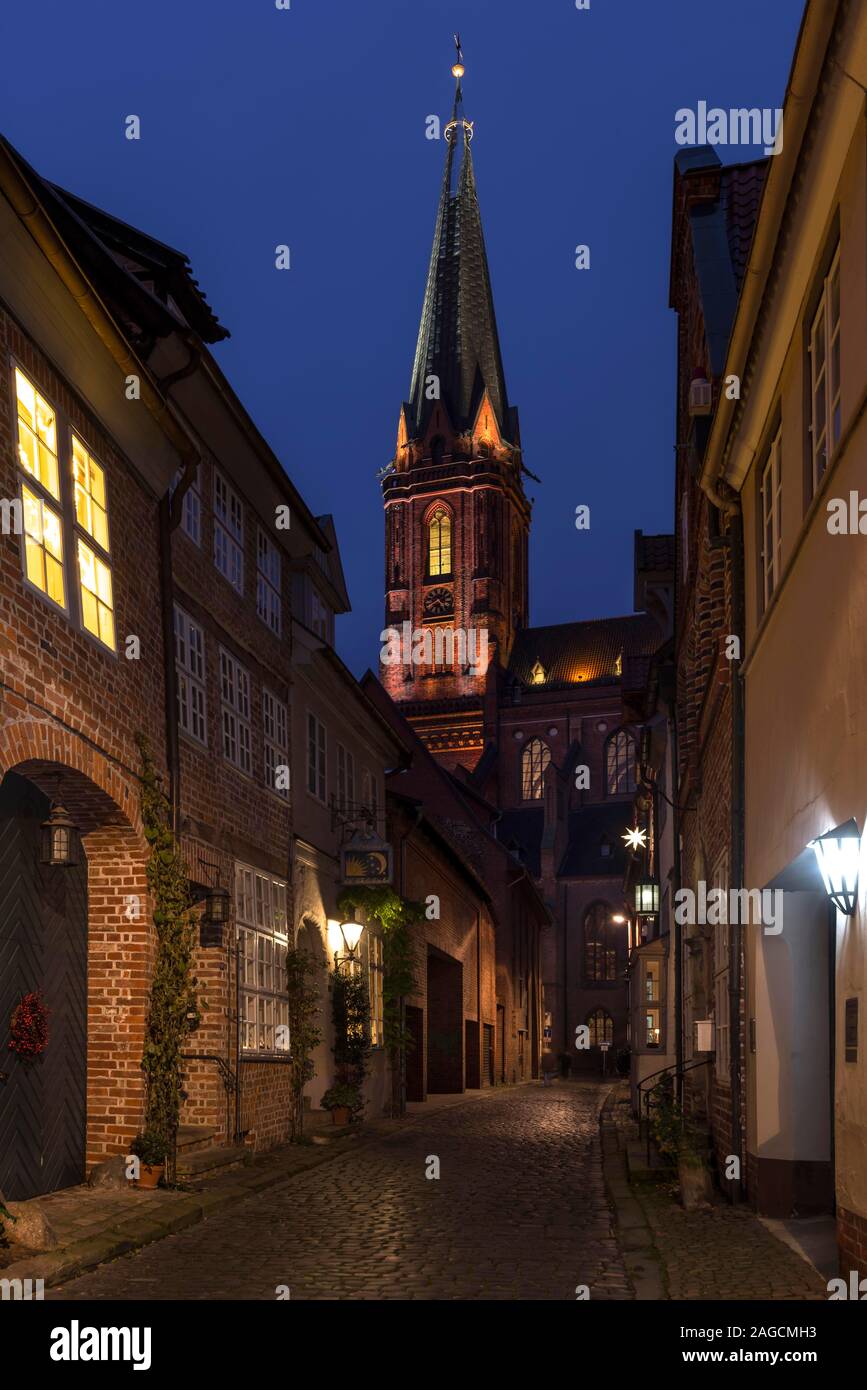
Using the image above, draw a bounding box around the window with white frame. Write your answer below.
[310,584,330,640]
[809,243,841,494]
[369,933,384,1048]
[220,647,252,773]
[307,711,326,801]
[263,688,289,798]
[257,527,281,634]
[172,464,201,546]
[713,853,730,1083]
[361,767,379,821]
[336,743,355,810]
[174,605,208,744]
[214,470,244,592]
[235,864,289,1054]
[760,427,782,610]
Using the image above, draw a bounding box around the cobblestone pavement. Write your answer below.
[48,1082,632,1301]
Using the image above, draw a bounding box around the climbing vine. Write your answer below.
[136,733,200,1180]
[336,886,424,1116]
[285,940,322,1141]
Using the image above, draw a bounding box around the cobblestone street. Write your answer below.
[48,1083,631,1302]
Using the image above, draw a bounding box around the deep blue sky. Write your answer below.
[1,0,804,675]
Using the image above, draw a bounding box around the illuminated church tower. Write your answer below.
[381,45,531,770]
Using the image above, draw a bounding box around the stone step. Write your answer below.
[176,1125,218,1154]
[176,1144,247,1179]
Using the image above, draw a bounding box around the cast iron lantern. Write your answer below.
[203,885,230,926]
[635,879,659,916]
[810,819,861,916]
[339,913,365,962]
[40,798,78,867]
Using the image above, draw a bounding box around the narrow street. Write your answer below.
[48,1084,631,1302]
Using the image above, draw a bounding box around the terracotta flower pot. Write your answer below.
[136,1163,164,1190]
[331,1106,351,1126]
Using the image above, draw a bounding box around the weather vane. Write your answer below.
[452,33,465,79]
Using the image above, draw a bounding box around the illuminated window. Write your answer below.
[584,903,618,983]
[521,737,550,800]
[72,435,114,649]
[15,369,65,610]
[236,863,289,1054]
[587,1009,614,1046]
[606,729,636,795]
[428,507,452,577]
[369,933,384,1048]
[530,660,546,685]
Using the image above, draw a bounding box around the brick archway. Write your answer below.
[2,719,154,1175]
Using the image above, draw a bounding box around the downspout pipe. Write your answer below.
[728,505,747,1202]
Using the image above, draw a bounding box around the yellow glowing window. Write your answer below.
[15,368,59,500]
[77,538,115,649]
[428,508,451,576]
[72,436,109,551]
[22,484,65,607]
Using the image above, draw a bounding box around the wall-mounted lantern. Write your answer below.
[336,912,365,968]
[635,880,660,916]
[40,798,79,867]
[192,879,231,948]
[810,819,861,916]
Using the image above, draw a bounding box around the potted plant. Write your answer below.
[320,1083,362,1126]
[130,1129,168,1188]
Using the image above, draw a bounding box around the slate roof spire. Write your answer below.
[407,42,513,442]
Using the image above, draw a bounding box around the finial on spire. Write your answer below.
[452,32,465,79]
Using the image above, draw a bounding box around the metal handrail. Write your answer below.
[637,1056,713,1167]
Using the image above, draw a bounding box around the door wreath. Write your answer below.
[8,991,50,1056]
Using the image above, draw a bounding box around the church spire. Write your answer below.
[407,41,514,443]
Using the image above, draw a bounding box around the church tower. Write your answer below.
[381,44,531,770]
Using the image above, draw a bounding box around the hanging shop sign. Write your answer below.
[340,828,393,885]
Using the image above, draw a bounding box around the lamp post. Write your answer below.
[810,819,861,916]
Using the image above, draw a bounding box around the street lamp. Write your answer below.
[635,880,660,916]
[40,797,79,867]
[337,913,365,965]
[810,819,861,916]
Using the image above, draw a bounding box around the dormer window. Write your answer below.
[530,660,545,686]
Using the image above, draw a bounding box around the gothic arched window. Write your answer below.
[427,507,452,578]
[605,728,636,795]
[521,738,550,801]
[584,902,617,982]
[587,1009,614,1046]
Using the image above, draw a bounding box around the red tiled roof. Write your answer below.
[508,613,662,689]
[721,160,768,294]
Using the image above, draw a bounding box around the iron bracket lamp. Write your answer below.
[40,795,79,867]
[191,880,231,947]
[810,818,861,916]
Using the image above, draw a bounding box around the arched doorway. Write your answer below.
[0,771,88,1199]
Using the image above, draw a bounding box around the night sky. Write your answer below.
[1,0,803,676]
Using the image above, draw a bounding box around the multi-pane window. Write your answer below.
[236,864,289,1054]
[606,729,636,795]
[174,606,208,744]
[428,507,452,577]
[220,647,252,773]
[263,688,289,798]
[72,435,115,649]
[644,960,661,1049]
[361,768,379,821]
[337,743,355,810]
[15,367,116,650]
[521,738,550,800]
[713,854,730,1082]
[257,527,281,634]
[181,466,201,545]
[214,470,244,592]
[369,933,384,1048]
[310,585,330,640]
[307,712,326,801]
[587,1009,614,1047]
[809,244,841,493]
[584,902,617,982]
[760,427,782,610]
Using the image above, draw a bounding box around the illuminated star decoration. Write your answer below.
[622,826,648,851]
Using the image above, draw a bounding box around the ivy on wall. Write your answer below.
[285,940,322,1141]
[136,733,200,1180]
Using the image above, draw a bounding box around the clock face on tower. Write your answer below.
[423,586,454,618]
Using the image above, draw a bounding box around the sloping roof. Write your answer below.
[497,808,544,878]
[635,532,676,575]
[508,614,662,690]
[407,79,513,440]
[720,160,768,294]
[558,803,633,878]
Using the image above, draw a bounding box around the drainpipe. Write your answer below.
[670,710,684,1105]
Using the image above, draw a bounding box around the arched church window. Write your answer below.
[427,507,452,578]
[521,738,550,801]
[587,1008,614,1046]
[605,728,636,795]
[584,903,617,982]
